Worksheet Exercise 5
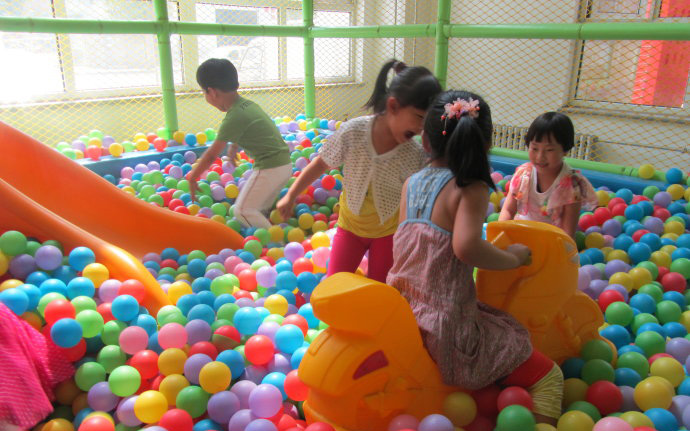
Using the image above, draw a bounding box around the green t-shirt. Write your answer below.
[216,96,290,170]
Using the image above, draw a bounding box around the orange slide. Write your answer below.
[0,122,243,313]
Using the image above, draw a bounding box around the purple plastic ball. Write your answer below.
[35,245,63,271]
[257,322,280,342]
[666,338,690,363]
[418,414,454,431]
[578,269,591,292]
[9,254,37,279]
[207,391,241,424]
[654,191,672,207]
[248,384,283,419]
[184,151,197,163]
[268,353,292,374]
[186,319,212,345]
[620,385,639,412]
[116,396,141,427]
[183,353,212,384]
[242,364,269,385]
[602,219,622,237]
[643,216,665,235]
[229,409,255,431]
[87,381,120,412]
[605,259,631,278]
[230,380,257,409]
[670,395,690,423]
[246,419,278,431]
[204,268,224,280]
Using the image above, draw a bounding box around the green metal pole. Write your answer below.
[490,147,637,176]
[434,0,451,88]
[153,0,178,133]
[303,0,316,118]
[309,24,435,38]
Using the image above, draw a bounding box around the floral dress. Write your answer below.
[509,162,598,229]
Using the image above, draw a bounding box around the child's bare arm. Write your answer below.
[498,190,517,221]
[276,155,329,220]
[188,139,227,202]
[560,202,581,238]
[453,182,529,270]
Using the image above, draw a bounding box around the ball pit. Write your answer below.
[2,115,689,431]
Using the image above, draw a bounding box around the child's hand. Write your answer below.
[276,194,295,222]
[506,243,531,267]
[188,179,198,204]
[227,144,238,167]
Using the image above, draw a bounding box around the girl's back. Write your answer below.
[387,166,531,390]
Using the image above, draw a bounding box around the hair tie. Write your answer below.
[393,61,407,74]
[441,97,480,135]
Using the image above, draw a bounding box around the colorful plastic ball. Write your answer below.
[207,391,241,424]
[234,307,262,335]
[592,417,633,431]
[601,324,631,349]
[665,167,684,184]
[264,294,289,316]
[274,324,305,355]
[635,331,666,357]
[557,411,594,431]
[605,301,633,326]
[635,376,674,410]
[117,326,148,355]
[645,407,678,431]
[656,300,681,324]
[586,380,622,415]
[0,288,29,315]
[77,416,114,431]
[416,414,454,431]
[108,365,141,397]
[496,386,533,412]
[581,338,614,363]
[157,409,193,431]
[132,390,168,423]
[158,348,187,376]
[638,164,656,180]
[248,383,283,419]
[199,361,232,393]
[650,356,685,387]
[51,318,83,348]
[158,322,188,349]
[175,385,210,418]
[388,414,420,431]
[670,258,690,279]
[245,335,275,365]
[110,294,139,322]
[614,367,642,387]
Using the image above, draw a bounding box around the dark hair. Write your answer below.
[196,58,239,92]
[424,90,495,189]
[525,112,575,153]
[363,59,442,114]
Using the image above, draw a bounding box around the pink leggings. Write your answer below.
[326,227,394,283]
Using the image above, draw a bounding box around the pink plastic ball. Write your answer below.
[119,326,149,355]
[593,417,633,431]
[158,322,188,349]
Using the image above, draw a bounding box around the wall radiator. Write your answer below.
[493,124,598,161]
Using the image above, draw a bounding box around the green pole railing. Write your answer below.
[153,0,178,133]
[303,0,316,118]
[309,24,435,38]
[434,0,452,88]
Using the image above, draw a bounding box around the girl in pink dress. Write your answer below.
[499,112,598,238]
[387,91,563,425]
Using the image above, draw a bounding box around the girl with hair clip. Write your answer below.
[387,90,563,426]
[277,59,442,283]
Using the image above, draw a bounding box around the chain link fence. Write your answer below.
[1,0,688,170]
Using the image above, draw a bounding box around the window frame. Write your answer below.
[567,0,690,120]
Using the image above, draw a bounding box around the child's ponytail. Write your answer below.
[424,90,495,189]
[364,59,442,114]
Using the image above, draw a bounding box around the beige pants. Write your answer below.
[234,163,292,229]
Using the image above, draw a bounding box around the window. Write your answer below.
[573,0,690,114]
[195,1,355,87]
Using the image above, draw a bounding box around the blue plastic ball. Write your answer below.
[217,349,245,379]
[614,367,641,387]
[290,346,308,369]
[184,133,197,146]
[161,247,180,261]
[601,324,632,349]
[196,290,216,307]
[233,307,261,335]
[637,322,666,337]
[274,324,304,355]
[68,247,95,271]
[111,294,139,322]
[26,271,50,287]
[51,318,83,347]
[618,344,645,356]
[630,293,656,314]
[616,188,634,203]
[213,294,235,311]
[187,259,207,278]
[0,288,29,315]
[296,272,318,294]
[66,277,95,299]
[645,407,678,431]
[561,357,584,379]
[297,304,319,329]
[187,304,215,325]
[662,322,687,338]
[193,419,222,431]
[640,233,662,251]
[192,277,211,293]
[18,283,40,310]
[666,167,684,184]
[628,242,652,264]
[133,314,158,335]
[177,294,201,315]
[614,235,634,251]
[276,272,297,291]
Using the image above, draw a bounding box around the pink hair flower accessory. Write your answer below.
[441,97,480,135]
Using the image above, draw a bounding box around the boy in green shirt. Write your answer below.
[189,58,292,229]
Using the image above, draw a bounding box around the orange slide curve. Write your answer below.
[0,122,243,313]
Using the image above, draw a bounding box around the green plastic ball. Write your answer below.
[616,351,649,378]
[244,240,263,259]
[76,310,104,338]
[638,284,664,303]
[216,303,240,322]
[566,400,601,422]
[75,361,106,391]
[495,404,536,431]
[101,320,127,345]
[211,275,239,296]
[581,359,615,384]
[108,365,141,397]
[38,292,67,316]
[253,228,271,245]
[635,330,666,357]
[632,313,659,333]
[636,261,659,280]
[580,339,614,363]
[175,385,210,418]
[605,302,634,326]
[0,230,27,256]
[670,258,690,279]
[657,300,682,324]
[97,345,127,373]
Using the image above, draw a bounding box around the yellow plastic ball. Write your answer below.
[122,186,135,195]
[199,361,232,394]
[158,348,187,376]
[584,232,605,249]
[661,245,677,255]
[536,425,557,431]
[609,272,633,292]
[311,231,330,248]
[298,213,315,230]
[596,190,611,207]
[264,294,289,316]
[619,411,653,428]
[287,227,305,243]
[605,249,629,263]
[638,164,656,179]
[84,411,114,424]
[267,247,284,261]
[685,187,690,201]
[87,137,102,148]
[269,210,284,225]
[158,374,189,405]
[0,279,23,291]
[109,143,124,157]
[211,214,225,224]
[268,226,284,243]
[312,220,328,232]
[225,184,239,199]
[489,191,504,208]
[298,120,307,131]
[40,418,74,431]
[664,220,684,236]
[557,410,594,431]
[167,281,193,304]
[662,233,679,241]
[0,251,8,276]
[55,378,81,406]
[282,116,292,123]
[650,357,685,387]
[74,150,84,159]
[134,390,168,423]
[196,132,208,145]
[188,204,200,215]
[650,251,672,268]
[133,132,146,141]
[634,376,674,410]
[82,263,109,288]
[335,121,342,130]
[667,184,685,200]
[443,391,476,427]
[175,273,192,282]
[628,267,652,289]
[172,131,185,144]
[680,311,690,332]
[135,139,149,151]
[563,378,588,408]
[600,247,613,259]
